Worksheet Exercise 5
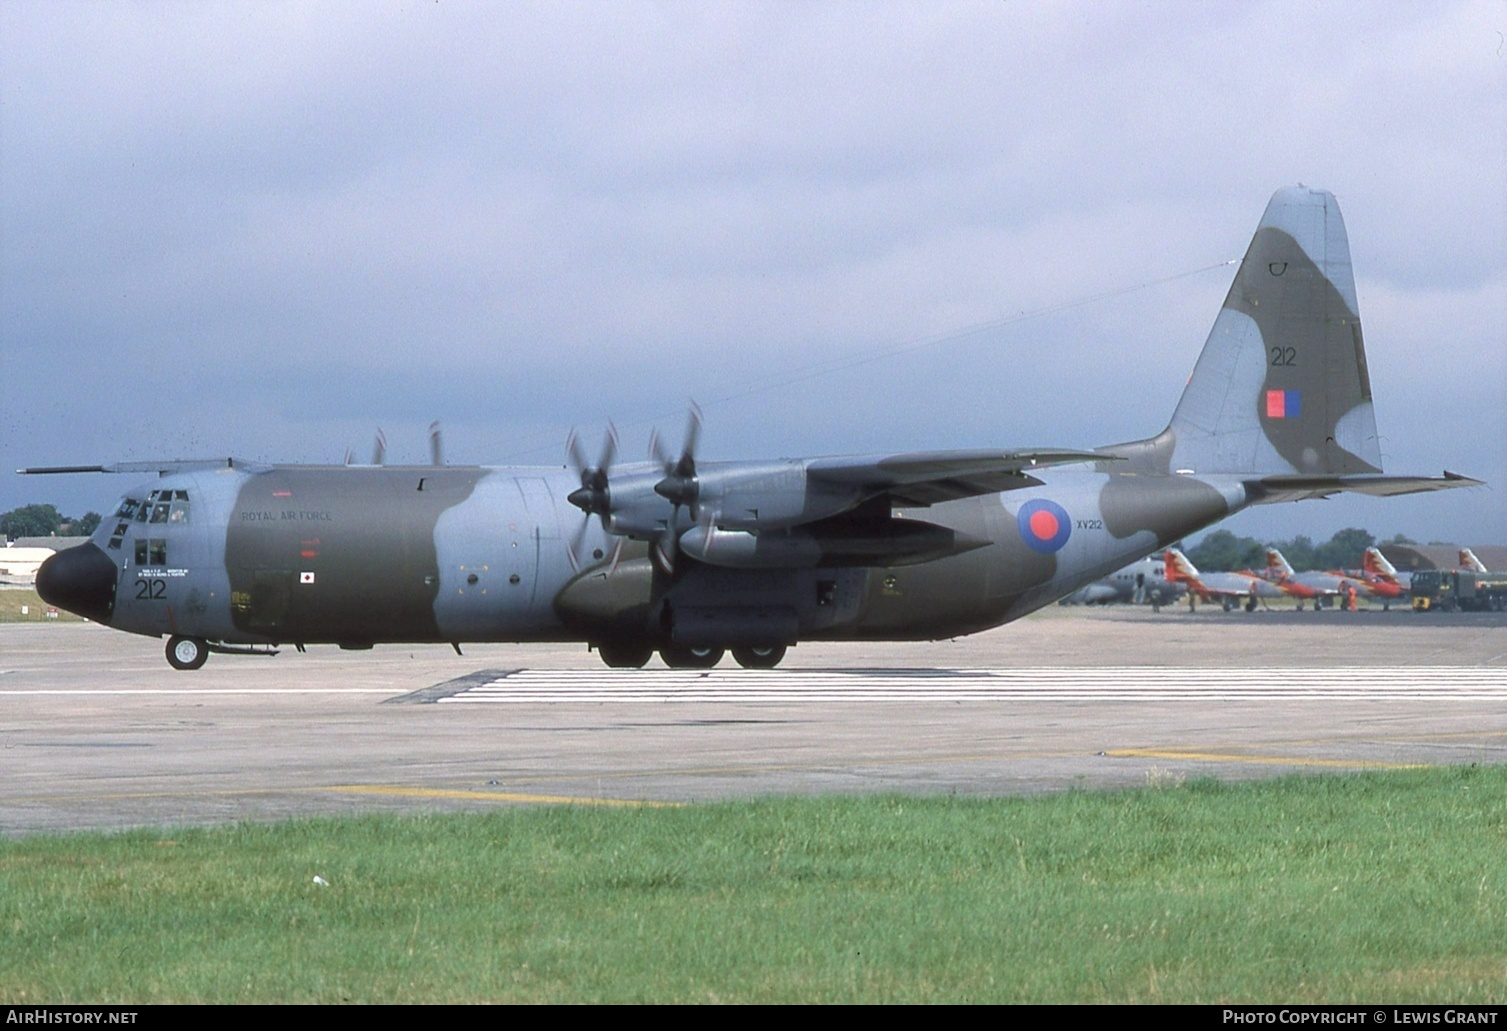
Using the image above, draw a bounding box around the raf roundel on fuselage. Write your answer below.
[1015,498,1072,554]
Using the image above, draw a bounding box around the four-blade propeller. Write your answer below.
[648,403,702,573]
[564,424,620,573]
[566,405,703,575]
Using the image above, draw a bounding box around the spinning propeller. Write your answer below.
[562,405,706,575]
[564,424,620,573]
[648,403,703,573]
[344,424,443,467]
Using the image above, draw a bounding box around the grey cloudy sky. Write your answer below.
[3,1,1503,546]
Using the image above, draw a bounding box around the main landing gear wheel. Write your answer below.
[597,641,653,669]
[660,645,724,669]
[731,645,787,669]
[166,635,208,671]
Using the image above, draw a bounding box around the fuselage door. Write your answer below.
[515,477,560,604]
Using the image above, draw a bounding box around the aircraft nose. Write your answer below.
[35,542,118,625]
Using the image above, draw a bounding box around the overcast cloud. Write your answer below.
[2,1,1503,546]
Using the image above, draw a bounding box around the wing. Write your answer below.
[806,448,1110,507]
[18,459,263,475]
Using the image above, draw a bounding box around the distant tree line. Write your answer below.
[1184,528,1425,573]
[1,504,101,541]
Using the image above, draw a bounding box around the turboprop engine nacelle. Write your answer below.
[679,516,986,569]
[607,460,865,539]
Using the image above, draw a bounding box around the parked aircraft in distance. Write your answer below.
[1163,548,1283,611]
[1262,547,1357,609]
[28,187,1480,668]
[1362,542,1404,590]
[1363,546,1411,592]
[1460,548,1491,574]
[1061,553,1185,606]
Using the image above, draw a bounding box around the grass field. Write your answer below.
[4,765,1506,1003]
[0,587,83,622]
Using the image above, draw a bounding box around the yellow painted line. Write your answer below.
[1106,748,1426,770]
[325,785,681,808]
[453,750,1086,786]
[1268,730,1507,747]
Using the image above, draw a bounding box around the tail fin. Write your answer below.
[1364,546,1399,581]
[1460,548,1488,573]
[1169,187,1381,477]
[1163,548,1200,584]
[1265,548,1295,579]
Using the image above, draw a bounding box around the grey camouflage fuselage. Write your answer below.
[34,187,1477,666]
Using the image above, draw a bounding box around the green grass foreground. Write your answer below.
[5,767,1507,1003]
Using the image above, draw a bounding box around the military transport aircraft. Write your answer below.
[26,187,1479,669]
[1061,553,1185,607]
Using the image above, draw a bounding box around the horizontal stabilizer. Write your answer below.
[808,448,1112,506]
[1248,470,1483,504]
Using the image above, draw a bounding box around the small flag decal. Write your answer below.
[1265,389,1301,419]
[299,572,316,585]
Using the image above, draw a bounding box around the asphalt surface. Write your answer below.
[2,606,1505,836]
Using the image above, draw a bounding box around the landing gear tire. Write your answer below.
[166,635,208,671]
[732,644,787,669]
[597,641,653,669]
[661,645,724,669]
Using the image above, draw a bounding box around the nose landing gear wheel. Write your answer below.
[166,635,208,671]
[731,645,787,669]
[660,645,724,669]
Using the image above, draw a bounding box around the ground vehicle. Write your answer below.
[1410,570,1507,612]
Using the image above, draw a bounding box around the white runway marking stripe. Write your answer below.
[0,689,401,696]
[438,666,1507,703]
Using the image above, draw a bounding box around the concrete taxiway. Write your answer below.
[2,607,1505,835]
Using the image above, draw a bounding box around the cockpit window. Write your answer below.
[133,489,191,525]
[114,499,140,519]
